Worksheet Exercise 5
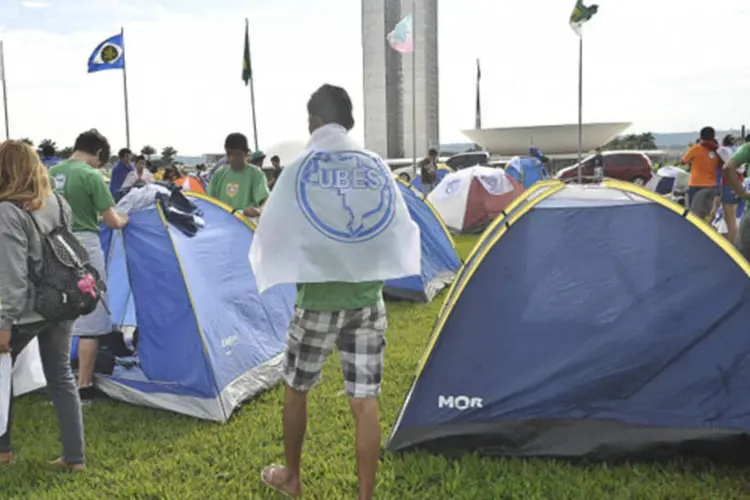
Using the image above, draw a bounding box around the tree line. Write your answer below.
[19,138,180,167]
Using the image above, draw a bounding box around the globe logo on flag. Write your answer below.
[296,151,395,243]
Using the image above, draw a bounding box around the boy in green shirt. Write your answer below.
[207,133,269,216]
[48,129,129,402]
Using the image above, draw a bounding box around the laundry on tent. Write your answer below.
[426,166,524,234]
[95,193,296,421]
[384,180,462,302]
[388,180,750,461]
[505,156,549,188]
[410,164,454,193]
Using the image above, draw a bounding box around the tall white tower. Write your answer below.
[361,0,404,158]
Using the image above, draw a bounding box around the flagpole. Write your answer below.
[0,41,9,140]
[576,35,583,183]
[247,18,259,151]
[475,58,481,129]
[121,27,131,149]
[411,0,417,178]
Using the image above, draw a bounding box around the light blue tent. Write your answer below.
[506,156,549,188]
[389,180,750,461]
[97,194,296,421]
[385,181,462,302]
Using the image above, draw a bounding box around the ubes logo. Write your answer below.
[296,151,395,243]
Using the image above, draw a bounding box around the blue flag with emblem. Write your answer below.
[250,124,421,293]
[88,33,125,73]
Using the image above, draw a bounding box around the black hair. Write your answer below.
[73,129,111,164]
[428,148,438,156]
[745,134,750,143]
[40,144,56,157]
[118,148,131,158]
[699,127,716,141]
[224,132,249,152]
[271,155,280,162]
[134,155,146,163]
[307,84,354,131]
[722,135,735,147]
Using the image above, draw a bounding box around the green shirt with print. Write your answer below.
[295,281,384,312]
[731,144,750,165]
[207,165,269,211]
[48,159,115,233]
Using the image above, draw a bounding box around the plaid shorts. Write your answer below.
[283,301,387,398]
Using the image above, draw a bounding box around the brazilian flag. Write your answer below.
[242,21,252,85]
[570,0,598,36]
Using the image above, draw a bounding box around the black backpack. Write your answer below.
[25,193,108,321]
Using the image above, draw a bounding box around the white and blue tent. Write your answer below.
[97,194,296,421]
[506,156,549,189]
[385,181,462,302]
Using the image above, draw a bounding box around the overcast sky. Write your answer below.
[0,0,748,156]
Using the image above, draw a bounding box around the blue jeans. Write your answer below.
[0,321,84,464]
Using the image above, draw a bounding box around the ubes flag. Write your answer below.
[88,33,125,73]
[570,0,599,36]
[250,124,421,293]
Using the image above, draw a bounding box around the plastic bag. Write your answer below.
[0,353,11,435]
[13,339,47,396]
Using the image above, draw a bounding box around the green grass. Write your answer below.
[2,234,750,499]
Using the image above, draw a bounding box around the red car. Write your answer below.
[556,151,653,185]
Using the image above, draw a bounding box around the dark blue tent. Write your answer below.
[385,181,462,302]
[388,180,750,461]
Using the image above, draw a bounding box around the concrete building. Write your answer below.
[400,0,439,159]
[361,0,404,158]
[361,0,439,159]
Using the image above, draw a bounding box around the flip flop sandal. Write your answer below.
[261,464,301,497]
[47,458,85,472]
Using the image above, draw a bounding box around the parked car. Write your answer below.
[556,151,653,185]
[393,151,492,182]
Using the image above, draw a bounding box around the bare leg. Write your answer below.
[349,397,381,500]
[724,203,738,245]
[76,338,98,387]
[260,385,305,495]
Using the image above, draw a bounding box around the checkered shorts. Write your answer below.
[283,301,387,398]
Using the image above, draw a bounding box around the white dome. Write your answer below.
[265,140,307,165]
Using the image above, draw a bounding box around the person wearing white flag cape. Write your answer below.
[255,84,420,499]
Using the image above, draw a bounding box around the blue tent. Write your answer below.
[96,194,296,421]
[385,181,462,302]
[388,180,750,461]
[410,164,454,193]
[506,156,548,188]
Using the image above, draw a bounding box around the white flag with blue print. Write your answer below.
[250,124,421,293]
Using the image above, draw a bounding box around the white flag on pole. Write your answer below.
[250,124,421,293]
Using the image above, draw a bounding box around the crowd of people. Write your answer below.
[0,83,403,500]
[681,127,750,246]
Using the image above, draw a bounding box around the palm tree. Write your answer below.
[19,138,34,147]
[161,146,177,165]
[39,138,57,153]
[141,145,156,159]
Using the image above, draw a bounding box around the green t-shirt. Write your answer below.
[295,281,384,312]
[207,165,269,211]
[731,144,750,165]
[48,159,115,233]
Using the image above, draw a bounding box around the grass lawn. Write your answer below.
[2,235,750,499]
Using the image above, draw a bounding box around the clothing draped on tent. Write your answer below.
[506,156,549,188]
[250,124,421,293]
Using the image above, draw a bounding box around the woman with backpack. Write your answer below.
[0,140,86,471]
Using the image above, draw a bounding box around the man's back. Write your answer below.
[49,159,114,233]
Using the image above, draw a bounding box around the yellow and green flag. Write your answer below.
[570,0,598,36]
[242,20,252,85]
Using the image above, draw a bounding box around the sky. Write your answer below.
[0,0,748,156]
